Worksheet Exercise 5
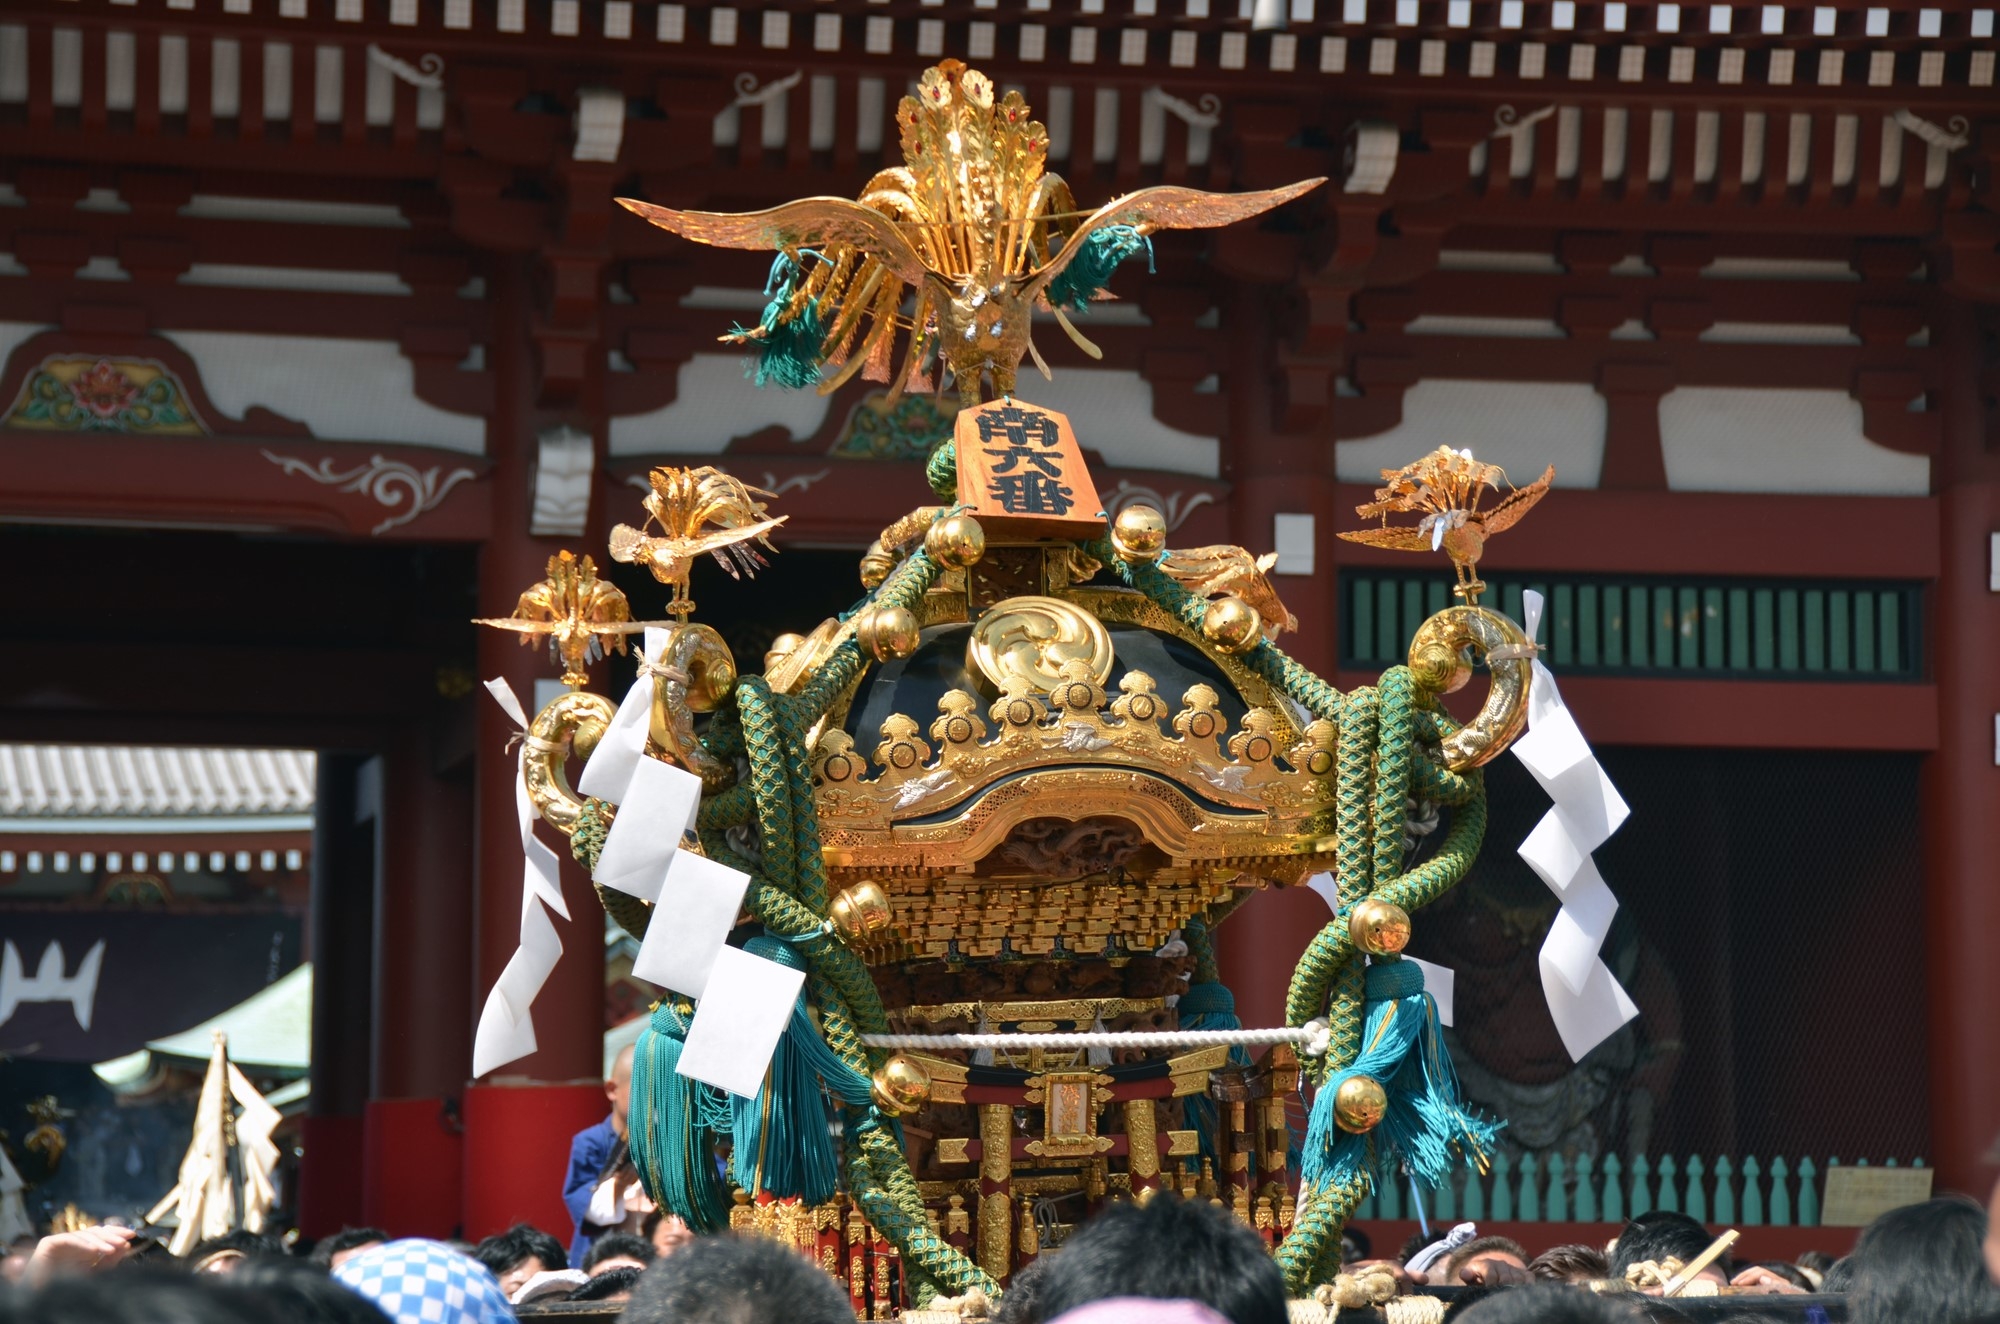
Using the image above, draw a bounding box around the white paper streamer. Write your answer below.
[472,678,570,1078]
[1513,590,1640,1060]
[630,851,753,997]
[593,757,703,902]
[677,944,807,1098]
[577,627,670,804]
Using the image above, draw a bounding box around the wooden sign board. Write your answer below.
[1819,1164,1934,1227]
[953,398,1105,540]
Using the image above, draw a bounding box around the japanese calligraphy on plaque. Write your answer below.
[954,399,1104,540]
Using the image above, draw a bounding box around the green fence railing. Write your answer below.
[1341,571,1923,683]
[1352,1153,1927,1227]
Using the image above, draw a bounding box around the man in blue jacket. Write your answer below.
[563,1043,634,1266]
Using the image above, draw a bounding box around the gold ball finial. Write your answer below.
[871,1054,931,1115]
[1110,505,1168,564]
[1348,899,1412,957]
[1332,1075,1388,1134]
[1201,596,1263,655]
[764,632,807,675]
[924,513,986,570]
[829,881,895,948]
[857,605,921,662]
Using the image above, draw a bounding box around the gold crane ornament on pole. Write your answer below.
[616,60,1324,406]
[608,465,788,619]
[1336,447,1555,605]
[475,550,662,688]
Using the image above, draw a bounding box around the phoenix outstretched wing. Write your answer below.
[616,196,932,286]
[1335,527,1438,553]
[1023,179,1326,299]
[1476,465,1556,536]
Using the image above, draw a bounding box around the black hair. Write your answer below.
[1454,1283,1656,1324]
[185,1230,291,1266]
[1793,1250,1836,1274]
[0,1271,279,1324]
[1341,1226,1372,1263]
[1820,1256,1855,1293]
[1749,1261,1814,1291]
[1026,1194,1287,1324]
[1608,1211,1719,1277]
[568,1266,644,1302]
[470,1222,567,1276]
[990,1256,1050,1324]
[582,1232,656,1272]
[1398,1231,1435,1264]
[622,1234,855,1324]
[219,1258,396,1324]
[1443,1235,1529,1282]
[306,1228,390,1271]
[1845,1195,2000,1324]
[1528,1243,1611,1283]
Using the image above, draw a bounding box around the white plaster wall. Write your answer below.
[1013,367,1218,478]
[1337,379,1607,488]
[1659,387,1929,495]
[162,330,485,454]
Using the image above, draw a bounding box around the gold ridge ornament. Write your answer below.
[924,512,987,570]
[475,551,661,689]
[616,61,1323,407]
[872,1055,932,1116]
[968,596,1114,695]
[609,466,788,619]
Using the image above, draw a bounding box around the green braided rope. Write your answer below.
[695,779,754,830]
[1275,1170,1372,1293]
[924,440,958,502]
[849,1120,997,1298]
[1183,917,1223,986]
[1370,669,1418,888]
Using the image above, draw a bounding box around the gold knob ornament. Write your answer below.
[859,541,896,590]
[871,1054,932,1115]
[829,881,895,948]
[1110,504,1169,564]
[1201,595,1263,655]
[764,632,807,675]
[1348,899,1411,957]
[857,605,921,661]
[1332,1075,1388,1134]
[924,513,987,570]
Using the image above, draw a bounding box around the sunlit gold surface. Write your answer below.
[1109,504,1168,564]
[1159,545,1298,638]
[871,1054,932,1115]
[617,61,1322,406]
[857,604,922,661]
[521,689,619,835]
[646,622,738,786]
[1407,605,1532,770]
[764,631,807,674]
[829,881,896,948]
[924,512,987,570]
[1348,899,1412,957]
[1332,1075,1388,1134]
[1337,448,1554,604]
[967,595,1114,694]
[475,551,658,689]
[608,466,787,618]
[1200,595,1263,655]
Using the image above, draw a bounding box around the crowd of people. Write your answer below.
[3,1181,2000,1324]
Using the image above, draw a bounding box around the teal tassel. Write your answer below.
[730,252,828,389]
[1044,224,1155,314]
[729,937,875,1204]
[1300,959,1501,1196]
[629,1001,731,1233]
[1178,980,1250,1174]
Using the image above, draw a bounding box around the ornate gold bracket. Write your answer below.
[1406,605,1532,770]
[522,689,618,836]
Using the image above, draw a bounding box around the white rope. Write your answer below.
[861,1019,1330,1056]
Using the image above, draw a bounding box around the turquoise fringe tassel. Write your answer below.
[629,1001,731,1233]
[1300,960,1501,1196]
[1045,224,1155,314]
[728,937,875,1204]
[1179,980,1251,1173]
[731,252,828,389]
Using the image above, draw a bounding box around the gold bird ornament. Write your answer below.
[608,465,788,618]
[1158,545,1300,640]
[475,551,662,688]
[1337,447,1555,604]
[616,61,1323,407]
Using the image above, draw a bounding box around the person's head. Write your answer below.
[622,1233,854,1324]
[1609,1211,1725,1286]
[1453,1283,1655,1324]
[1528,1243,1610,1284]
[1794,1249,1836,1275]
[643,1209,694,1259]
[1340,1226,1371,1264]
[1749,1261,1813,1291]
[1024,1193,1286,1324]
[1845,1195,2000,1324]
[1444,1235,1529,1287]
[185,1230,289,1275]
[331,1239,515,1324]
[308,1227,391,1272]
[583,1232,654,1276]
[470,1222,565,1298]
[1398,1231,1434,1265]
[1821,1256,1855,1293]
[991,1256,1052,1324]
[568,1265,643,1303]
[608,1044,635,1140]
[0,1271,278,1324]
[220,1258,396,1324]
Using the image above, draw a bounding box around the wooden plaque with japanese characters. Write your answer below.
[953,398,1105,540]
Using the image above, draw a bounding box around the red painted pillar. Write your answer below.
[1212,282,1346,1034]
[363,735,474,1238]
[462,255,609,1240]
[1921,305,2000,1198]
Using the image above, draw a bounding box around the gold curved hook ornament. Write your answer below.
[523,689,618,836]
[647,623,738,789]
[1406,606,1532,770]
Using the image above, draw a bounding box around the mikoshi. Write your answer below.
[489,59,1560,1312]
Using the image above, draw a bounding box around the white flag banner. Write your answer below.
[630,850,753,997]
[593,756,703,902]
[1513,590,1640,1059]
[677,944,806,1098]
[471,678,570,1078]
